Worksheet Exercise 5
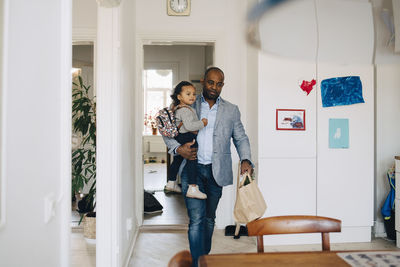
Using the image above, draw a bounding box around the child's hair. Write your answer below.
[170,81,194,106]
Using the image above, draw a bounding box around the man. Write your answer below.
[163,67,253,266]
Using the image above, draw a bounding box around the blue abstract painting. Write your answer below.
[321,76,364,108]
[329,119,349,149]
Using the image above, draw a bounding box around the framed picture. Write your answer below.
[276,109,306,131]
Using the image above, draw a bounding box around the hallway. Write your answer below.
[143,163,189,226]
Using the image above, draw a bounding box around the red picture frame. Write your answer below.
[276,109,306,131]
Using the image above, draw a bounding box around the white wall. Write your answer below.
[373,0,400,64]
[372,0,400,237]
[73,0,97,30]
[72,45,94,100]
[73,44,94,63]
[375,64,400,230]
[0,0,5,229]
[144,45,207,93]
[136,0,253,228]
[0,0,70,266]
[119,0,137,265]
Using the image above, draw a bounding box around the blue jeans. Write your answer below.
[180,163,223,267]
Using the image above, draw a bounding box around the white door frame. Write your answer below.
[96,6,121,267]
[60,0,72,266]
[0,0,7,230]
[135,34,220,226]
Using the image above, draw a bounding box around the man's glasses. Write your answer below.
[206,80,224,88]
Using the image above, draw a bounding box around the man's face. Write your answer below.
[202,70,224,101]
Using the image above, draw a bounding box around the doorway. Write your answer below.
[71,42,96,267]
[71,43,96,227]
[142,44,214,226]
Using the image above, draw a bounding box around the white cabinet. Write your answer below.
[142,135,167,162]
[258,53,374,245]
[257,0,375,243]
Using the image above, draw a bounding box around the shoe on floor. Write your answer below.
[164,180,182,193]
[144,191,163,214]
[186,185,207,199]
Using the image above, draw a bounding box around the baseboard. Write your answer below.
[123,227,140,267]
[374,221,387,238]
[140,224,188,232]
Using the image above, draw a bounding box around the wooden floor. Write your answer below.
[143,163,189,225]
[128,229,400,267]
[71,229,96,267]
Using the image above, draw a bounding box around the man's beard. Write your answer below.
[203,89,219,100]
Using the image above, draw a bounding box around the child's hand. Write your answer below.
[202,118,208,126]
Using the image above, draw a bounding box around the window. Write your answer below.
[143,69,173,134]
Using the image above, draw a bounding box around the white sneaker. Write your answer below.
[164,181,182,193]
[186,185,207,199]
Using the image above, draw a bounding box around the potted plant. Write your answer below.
[144,111,158,135]
[72,76,96,239]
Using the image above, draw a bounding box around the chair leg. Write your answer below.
[321,233,330,251]
[257,236,264,252]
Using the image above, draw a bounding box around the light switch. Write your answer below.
[44,193,56,224]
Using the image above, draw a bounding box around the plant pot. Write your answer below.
[83,213,96,241]
[152,127,158,135]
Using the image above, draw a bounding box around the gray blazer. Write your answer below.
[163,95,252,187]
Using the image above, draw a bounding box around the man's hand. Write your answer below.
[240,160,253,175]
[176,140,197,160]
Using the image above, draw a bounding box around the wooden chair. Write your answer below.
[168,250,192,267]
[247,216,341,252]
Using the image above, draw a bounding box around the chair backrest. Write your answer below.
[247,216,341,252]
[168,250,192,267]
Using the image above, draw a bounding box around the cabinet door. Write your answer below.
[258,53,317,159]
[258,52,317,219]
[316,64,374,228]
[259,158,316,216]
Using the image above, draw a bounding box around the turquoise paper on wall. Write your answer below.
[329,119,349,149]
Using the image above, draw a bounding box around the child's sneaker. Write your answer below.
[186,185,207,199]
[164,180,182,193]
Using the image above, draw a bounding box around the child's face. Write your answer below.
[177,86,196,105]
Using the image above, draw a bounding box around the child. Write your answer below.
[164,81,208,199]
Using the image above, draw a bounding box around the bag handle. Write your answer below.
[236,162,252,194]
[234,163,241,237]
[239,172,253,188]
[236,162,241,194]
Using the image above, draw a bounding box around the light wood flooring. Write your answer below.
[129,229,399,267]
[143,163,189,225]
[71,229,96,267]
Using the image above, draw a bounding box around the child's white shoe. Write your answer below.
[164,181,182,193]
[186,185,207,199]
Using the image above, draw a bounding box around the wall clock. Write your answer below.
[167,0,191,16]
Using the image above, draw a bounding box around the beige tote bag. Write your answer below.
[233,166,267,234]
